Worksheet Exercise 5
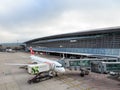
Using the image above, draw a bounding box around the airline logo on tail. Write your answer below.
[30,47,35,55]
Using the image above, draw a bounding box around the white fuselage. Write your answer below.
[30,55,65,73]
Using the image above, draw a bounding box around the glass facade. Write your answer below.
[69,60,90,67]
[106,64,120,71]
[26,30,120,57]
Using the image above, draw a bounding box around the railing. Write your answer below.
[33,47,120,57]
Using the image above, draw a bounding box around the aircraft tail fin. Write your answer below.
[30,47,35,55]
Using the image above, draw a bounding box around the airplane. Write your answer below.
[5,47,65,76]
[29,47,65,74]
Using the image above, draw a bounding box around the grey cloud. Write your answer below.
[0,0,120,28]
[0,0,120,42]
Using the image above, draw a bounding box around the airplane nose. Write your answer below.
[61,68,65,73]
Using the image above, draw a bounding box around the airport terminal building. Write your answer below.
[25,27,120,58]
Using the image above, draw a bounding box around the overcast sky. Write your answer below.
[0,0,120,43]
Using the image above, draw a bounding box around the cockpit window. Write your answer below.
[56,66,62,68]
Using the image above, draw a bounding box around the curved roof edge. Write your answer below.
[24,26,120,44]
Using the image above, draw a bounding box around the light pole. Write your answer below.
[17,40,18,51]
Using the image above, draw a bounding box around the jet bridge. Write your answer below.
[58,58,118,76]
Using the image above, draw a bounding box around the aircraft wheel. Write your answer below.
[84,70,89,75]
[28,80,32,84]
[80,71,85,77]
[49,71,56,77]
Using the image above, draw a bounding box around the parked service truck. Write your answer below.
[27,63,50,75]
[27,63,55,84]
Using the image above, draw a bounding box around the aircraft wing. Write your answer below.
[4,63,31,66]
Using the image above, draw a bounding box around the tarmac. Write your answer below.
[0,52,120,90]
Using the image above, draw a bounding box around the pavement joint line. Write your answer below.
[55,75,88,88]
[55,76,68,80]
[68,83,92,90]
[57,76,93,90]
[68,83,81,88]
[60,79,83,89]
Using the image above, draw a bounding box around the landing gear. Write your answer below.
[48,71,57,77]
[80,70,85,77]
[19,66,27,70]
[80,68,89,77]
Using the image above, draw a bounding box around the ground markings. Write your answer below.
[54,75,92,90]
[0,73,20,90]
